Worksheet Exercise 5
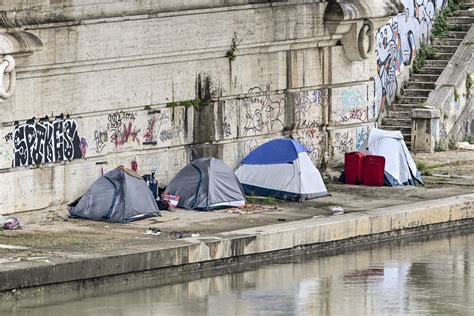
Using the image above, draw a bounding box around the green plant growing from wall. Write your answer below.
[167,98,209,109]
[443,112,449,120]
[432,13,449,38]
[448,138,458,150]
[225,32,238,61]
[431,0,466,38]
[464,134,474,144]
[453,86,460,102]
[466,72,472,98]
[449,24,465,32]
[412,44,439,74]
[416,100,426,107]
[434,141,446,152]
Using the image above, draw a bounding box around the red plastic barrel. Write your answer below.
[362,155,385,186]
[344,152,365,185]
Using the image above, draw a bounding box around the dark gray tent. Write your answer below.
[69,166,160,223]
[164,157,246,211]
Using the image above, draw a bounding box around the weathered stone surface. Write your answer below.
[0,0,447,215]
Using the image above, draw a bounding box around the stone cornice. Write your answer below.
[0,1,307,28]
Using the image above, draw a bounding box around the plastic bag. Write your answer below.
[3,217,22,230]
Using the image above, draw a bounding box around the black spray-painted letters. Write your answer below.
[13,118,82,167]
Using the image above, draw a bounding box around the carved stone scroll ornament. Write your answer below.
[0,31,43,100]
[0,55,16,99]
[324,0,403,62]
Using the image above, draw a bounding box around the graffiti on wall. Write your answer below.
[239,139,259,162]
[340,108,368,123]
[333,131,354,155]
[12,117,83,167]
[375,0,447,110]
[297,128,324,164]
[143,110,182,146]
[337,88,368,124]
[107,111,141,147]
[243,87,284,136]
[93,128,108,154]
[0,132,13,162]
[143,115,157,145]
[355,127,369,151]
[294,90,323,129]
[223,116,232,137]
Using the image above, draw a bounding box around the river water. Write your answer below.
[6,230,474,315]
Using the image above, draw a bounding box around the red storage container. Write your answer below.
[362,155,385,186]
[344,152,365,185]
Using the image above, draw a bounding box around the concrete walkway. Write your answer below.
[0,151,473,301]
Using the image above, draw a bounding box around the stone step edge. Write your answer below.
[0,194,472,294]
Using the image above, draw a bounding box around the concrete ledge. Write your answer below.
[1,193,473,296]
[411,107,441,119]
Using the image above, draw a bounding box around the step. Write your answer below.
[431,37,463,46]
[383,117,411,127]
[392,104,421,111]
[447,31,468,39]
[453,9,474,17]
[402,88,432,97]
[448,23,471,32]
[398,96,428,104]
[382,125,412,135]
[424,59,449,67]
[433,53,455,60]
[387,111,410,119]
[447,16,474,24]
[418,67,444,75]
[410,74,440,82]
[431,45,459,54]
[406,81,436,90]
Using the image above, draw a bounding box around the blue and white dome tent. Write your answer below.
[236,138,329,201]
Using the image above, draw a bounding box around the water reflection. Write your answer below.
[8,232,474,315]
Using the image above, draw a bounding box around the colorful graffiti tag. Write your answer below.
[375,0,447,111]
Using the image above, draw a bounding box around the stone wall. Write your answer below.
[0,0,428,217]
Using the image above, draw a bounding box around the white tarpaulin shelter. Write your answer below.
[361,128,423,186]
[236,138,329,201]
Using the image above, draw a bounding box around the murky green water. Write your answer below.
[6,231,474,315]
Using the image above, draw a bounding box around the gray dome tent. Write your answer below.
[164,157,246,211]
[69,166,160,223]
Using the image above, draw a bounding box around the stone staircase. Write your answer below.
[382,2,474,149]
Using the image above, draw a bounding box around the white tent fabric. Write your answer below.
[236,151,329,201]
[361,128,422,186]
